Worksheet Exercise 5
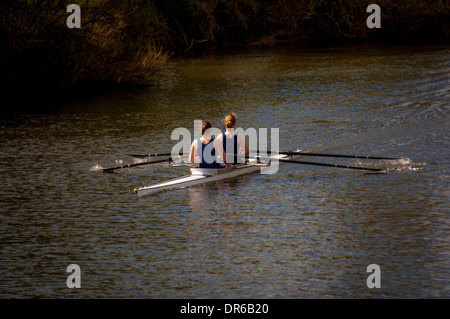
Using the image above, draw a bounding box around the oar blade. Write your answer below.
[101,158,171,172]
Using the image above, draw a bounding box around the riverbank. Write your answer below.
[1,0,449,111]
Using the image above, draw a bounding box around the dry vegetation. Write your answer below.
[0,0,448,102]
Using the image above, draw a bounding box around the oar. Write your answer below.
[278,158,386,172]
[278,151,402,160]
[128,153,171,158]
[128,153,186,159]
[101,158,171,172]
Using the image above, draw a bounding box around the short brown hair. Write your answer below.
[201,120,212,135]
[224,112,236,128]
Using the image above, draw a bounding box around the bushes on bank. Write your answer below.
[0,0,448,96]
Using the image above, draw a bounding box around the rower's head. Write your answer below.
[201,120,212,135]
[224,112,237,128]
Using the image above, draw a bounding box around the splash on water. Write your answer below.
[133,157,150,164]
[353,157,423,173]
[387,158,426,172]
[393,158,413,166]
[90,164,104,171]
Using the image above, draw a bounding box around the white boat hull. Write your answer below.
[134,164,261,197]
[134,154,292,197]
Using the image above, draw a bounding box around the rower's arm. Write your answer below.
[238,133,249,155]
[189,140,197,163]
[214,138,226,163]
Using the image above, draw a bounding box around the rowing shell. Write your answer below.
[134,154,289,197]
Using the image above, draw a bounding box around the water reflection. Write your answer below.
[0,44,449,298]
[187,182,243,243]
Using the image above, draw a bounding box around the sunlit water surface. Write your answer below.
[0,44,449,298]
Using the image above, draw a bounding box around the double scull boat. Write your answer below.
[134,154,289,197]
[93,149,398,197]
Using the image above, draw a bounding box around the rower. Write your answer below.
[216,113,249,165]
[189,120,226,169]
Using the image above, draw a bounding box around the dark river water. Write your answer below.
[0,44,448,298]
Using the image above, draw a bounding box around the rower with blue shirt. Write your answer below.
[189,120,226,168]
[216,113,249,166]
